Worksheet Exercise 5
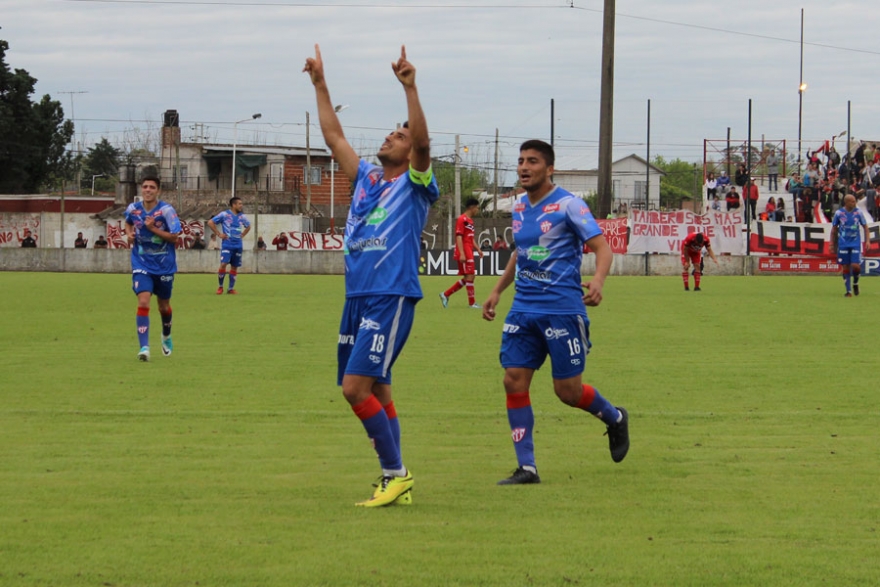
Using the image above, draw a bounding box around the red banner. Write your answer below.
[584,218,628,254]
[757,257,840,273]
[750,221,880,257]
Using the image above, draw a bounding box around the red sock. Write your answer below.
[682,271,689,288]
[466,282,476,305]
[444,279,464,297]
[694,271,701,288]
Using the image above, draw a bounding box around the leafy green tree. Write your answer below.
[652,155,700,209]
[84,138,120,177]
[432,158,489,200]
[0,39,75,193]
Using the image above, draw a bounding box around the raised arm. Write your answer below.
[391,46,430,173]
[304,44,359,180]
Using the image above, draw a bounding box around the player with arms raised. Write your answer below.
[831,194,869,297]
[680,232,718,291]
[482,139,629,485]
[124,174,181,361]
[305,44,439,506]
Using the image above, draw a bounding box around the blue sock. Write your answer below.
[506,392,536,469]
[218,271,226,287]
[229,271,237,290]
[844,273,852,292]
[385,402,401,452]
[136,309,149,348]
[352,396,402,471]
[578,385,621,426]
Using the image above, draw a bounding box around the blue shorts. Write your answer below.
[132,270,175,300]
[837,248,861,266]
[220,246,243,267]
[500,312,590,380]
[337,295,418,386]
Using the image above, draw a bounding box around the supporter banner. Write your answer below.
[750,221,880,257]
[285,231,344,251]
[595,218,628,254]
[863,258,880,276]
[627,210,745,255]
[420,250,512,276]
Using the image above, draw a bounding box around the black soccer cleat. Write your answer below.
[497,466,541,485]
[853,283,860,296]
[605,407,630,463]
[694,287,701,292]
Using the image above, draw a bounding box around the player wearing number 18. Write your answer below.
[305,44,439,506]
[482,140,629,485]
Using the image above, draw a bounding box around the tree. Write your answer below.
[652,155,699,209]
[84,138,120,177]
[0,39,75,193]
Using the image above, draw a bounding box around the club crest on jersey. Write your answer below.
[527,246,550,262]
[368,171,381,186]
[511,427,527,443]
[367,208,388,225]
[512,220,523,233]
[540,221,553,233]
[359,318,382,331]
[543,203,561,213]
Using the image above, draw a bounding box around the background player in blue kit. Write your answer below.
[124,174,181,362]
[831,194,870,297]
[305,44,439,507]
[208,197,251,295]
[483,140,629,485]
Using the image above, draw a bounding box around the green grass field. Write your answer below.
[0,271,878,586]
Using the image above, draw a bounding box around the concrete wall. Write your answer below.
[1,248,760,276]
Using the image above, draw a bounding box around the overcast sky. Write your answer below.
[4,0,880,177]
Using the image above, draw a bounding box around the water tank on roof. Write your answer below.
[164,109,179,128]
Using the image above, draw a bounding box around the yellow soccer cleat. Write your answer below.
[355,471,414,508]
[393,489,413,506]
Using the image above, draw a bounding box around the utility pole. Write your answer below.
[493,128,499,218]
[596,0,616,219]
[306,111,312,213]
[58,90,88,193]
[454,134,462,219]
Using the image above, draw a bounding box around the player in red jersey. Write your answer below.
[681,232,718,291]
[439,197,484,308]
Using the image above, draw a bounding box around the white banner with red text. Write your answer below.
[627,210,745,255]
[749,221,880,257]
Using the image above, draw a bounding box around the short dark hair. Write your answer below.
[229,196,242,207]
[520,139,555,167]
[465,197,480,208]
[694,233,705,245]
[141,174,160,188]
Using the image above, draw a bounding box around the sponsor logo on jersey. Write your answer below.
[367,207,388,225]
[348,237,388,252]
[570,358,582,365]
[512,220,523,233]
[543,203,560,213]
[502,323,520,333]
[518,269,551,282]
[369,354,382,364]
[359,318,382,331]
[513,204,526,213]
[579,205,590,216]
[511,427,526,443]
[527,246,550,262]
[544,327,570,340]
[160,275,173,282]
[338,334,355,345]
[540,220,553,233]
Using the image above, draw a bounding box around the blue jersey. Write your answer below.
[832,208,866,249]
[124,200,181,275]
[210,210,250,248]
[343,160,439,298]
[509,186,602,315]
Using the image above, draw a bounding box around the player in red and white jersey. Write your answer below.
[439,197,484,308]
[680,232,718,291]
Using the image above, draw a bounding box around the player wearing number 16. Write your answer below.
[305,44,439,506]
[482,140,629,486]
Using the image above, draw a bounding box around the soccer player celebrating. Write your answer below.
[304,44,439,506]
[124,174,181,361]
[440,196,484,309]
[482,140,629,485]
[208,197,251,295]
[680,232,718,291]
[831,194,869,297]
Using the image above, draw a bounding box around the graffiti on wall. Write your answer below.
[105,221,130,249]
[0,215,40,247]
[175,220,205,249]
